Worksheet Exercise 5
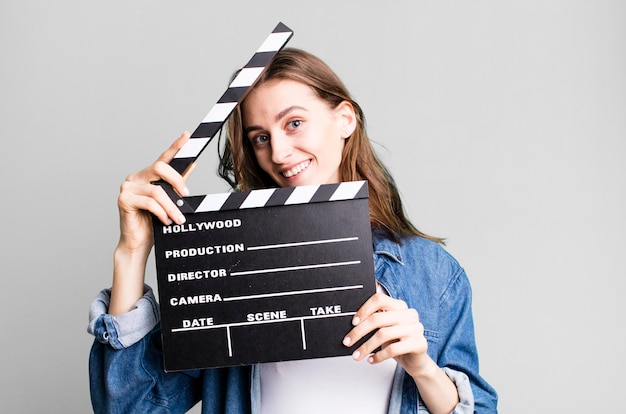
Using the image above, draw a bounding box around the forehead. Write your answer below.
[242,79,322,119]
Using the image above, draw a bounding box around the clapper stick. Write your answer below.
[156,22,294,213]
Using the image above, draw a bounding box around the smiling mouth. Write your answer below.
[281,160,311,178]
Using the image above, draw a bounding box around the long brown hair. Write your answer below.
[218,48,442,244]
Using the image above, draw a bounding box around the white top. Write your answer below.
[259,355,397,414]
[260,284,398,413]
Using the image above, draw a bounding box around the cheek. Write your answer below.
[314,124,342,151]
[253,148,273,171]
[321,134,345,162]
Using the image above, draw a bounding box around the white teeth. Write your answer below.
[282,161,310,178]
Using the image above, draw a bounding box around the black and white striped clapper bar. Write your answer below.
[151,23,376,371]
[158,21,294,213]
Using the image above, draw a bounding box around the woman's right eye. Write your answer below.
[252,134,270,146]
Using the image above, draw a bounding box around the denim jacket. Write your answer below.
[88,233,498,413]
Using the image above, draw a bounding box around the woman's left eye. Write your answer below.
[287,120,302,129]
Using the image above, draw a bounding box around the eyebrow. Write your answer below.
[244,105,308,135]
[275,105,307,122]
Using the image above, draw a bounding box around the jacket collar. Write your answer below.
[372,230,404,265]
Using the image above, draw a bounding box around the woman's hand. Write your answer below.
[109,132,192,315]
[343,292,459,414]
[117,131,191,255]
[342,292,430,376]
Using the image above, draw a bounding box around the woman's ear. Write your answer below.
[336,101,357,139]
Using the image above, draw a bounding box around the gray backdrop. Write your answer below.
[2,1,625,413]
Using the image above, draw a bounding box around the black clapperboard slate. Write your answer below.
[149,22,375,371]
[152,181,376,371]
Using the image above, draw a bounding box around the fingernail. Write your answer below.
[368,356,375,364]
[178,215,186,224]
[182,187,190,196]
[352,316,360,326]
[343,336,351,346]
[352,350,360,360]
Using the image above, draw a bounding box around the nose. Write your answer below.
[270,133,293,164]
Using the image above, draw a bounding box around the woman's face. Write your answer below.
[241,79,355,188]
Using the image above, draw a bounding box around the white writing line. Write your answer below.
[171,312,356,333]
[230,260,361,277]
[247,237,358,251]
[300,320,307,350]
[227,326,232,357]
[223,284,364,302]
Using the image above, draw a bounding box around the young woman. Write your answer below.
[88,48,498,413]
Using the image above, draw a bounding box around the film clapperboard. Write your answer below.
[152,22,376,371]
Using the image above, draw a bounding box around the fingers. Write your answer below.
[354,292,409,320]
[119,132,193,225]
[158,131,191,164]
[150,158,191,199]
[158,130,193,183]
[358,315,426,364]
[343,293,426,363]
[119,179,186,225]
[140,131,192,197]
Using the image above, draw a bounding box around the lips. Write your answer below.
[280,160,311,178]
